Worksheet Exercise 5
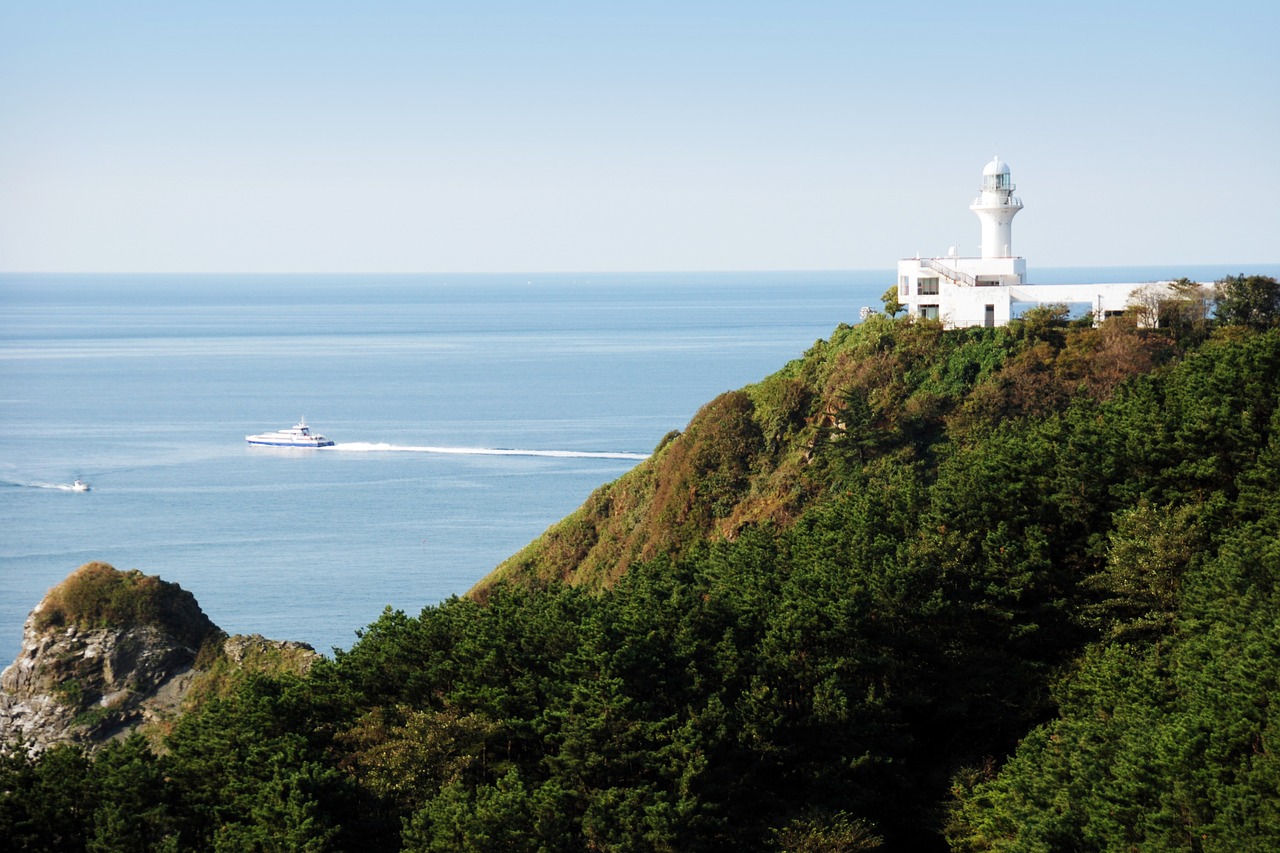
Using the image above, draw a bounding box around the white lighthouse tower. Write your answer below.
[970,157,1023,259]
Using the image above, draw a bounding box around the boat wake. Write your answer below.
[332,442,649,461]
[7,480,92,492]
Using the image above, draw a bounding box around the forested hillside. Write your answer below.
[3,275,1278,851]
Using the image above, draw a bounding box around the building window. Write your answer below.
[984,304,995,328]
[899,275,909,296]
[919,304,939,321]
[983,173,1013,191]
[918,277,939,296]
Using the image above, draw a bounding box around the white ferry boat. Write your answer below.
[245,418,335,448]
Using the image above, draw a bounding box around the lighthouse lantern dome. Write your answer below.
[982,156,1013,191]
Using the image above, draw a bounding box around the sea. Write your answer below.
[1,265,1274,664]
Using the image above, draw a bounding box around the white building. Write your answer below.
[896,158,1199,328]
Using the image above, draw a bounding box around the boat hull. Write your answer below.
[246,438,335,448]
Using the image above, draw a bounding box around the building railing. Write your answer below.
[971,195,1023,207]
[921,258,977,287]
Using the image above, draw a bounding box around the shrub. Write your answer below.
[34,562,218,649]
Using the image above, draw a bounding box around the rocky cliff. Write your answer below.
[0,562,318,753]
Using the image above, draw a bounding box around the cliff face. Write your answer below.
[472,319,912,594]
[473,314,1177,596]
[0,562,318,753]
[0,612,202,751]
[475,389,780,595]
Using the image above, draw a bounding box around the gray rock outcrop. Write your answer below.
[0,562,318,753]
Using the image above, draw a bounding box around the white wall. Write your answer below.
[894,260,1205,329]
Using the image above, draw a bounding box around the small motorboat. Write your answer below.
[246,418,335,448]
[71,479,90,492]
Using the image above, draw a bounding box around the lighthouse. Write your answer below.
[895,155,1030,325]
[891,156,1202,329]
[970,157,1023,259]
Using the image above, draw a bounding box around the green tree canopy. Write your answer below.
[1213,274,1280,329]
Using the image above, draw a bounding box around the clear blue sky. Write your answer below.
[2,1,1276,273]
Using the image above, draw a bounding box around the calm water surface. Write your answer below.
[0,271,881,662]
